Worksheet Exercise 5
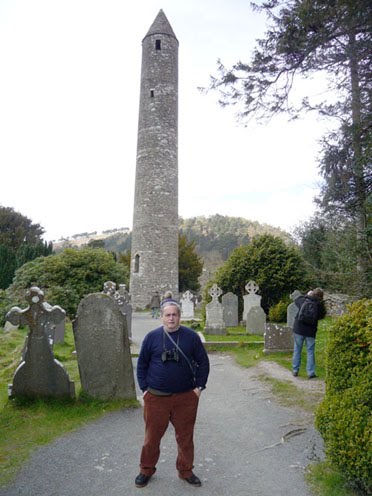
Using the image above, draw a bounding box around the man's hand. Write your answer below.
[193,387,202,398]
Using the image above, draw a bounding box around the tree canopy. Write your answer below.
[0,206,52,289]
[215,234,309,313]
[178,233,204,293]
[8,248,129,318]
[206,0,372,295]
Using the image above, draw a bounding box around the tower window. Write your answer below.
[134,254,140,273]
[150,89,154,98]
[155,39,161,50]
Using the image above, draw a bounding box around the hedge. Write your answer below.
[316,299,372,494]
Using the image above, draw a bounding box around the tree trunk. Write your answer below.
[348,28,370,294]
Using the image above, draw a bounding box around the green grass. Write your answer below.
[0,323,139,486]
[306,461,365,496]
[259,375,324,413]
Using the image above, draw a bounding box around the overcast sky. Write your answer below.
[0,0,329,242]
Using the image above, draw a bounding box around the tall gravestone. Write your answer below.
[6,287,75,399]
[180,290,194,319]
[222,292,239,327]
[204,284,226,335]
[243,281,262,322]
[287,290,301,329]
[73,293,136,400]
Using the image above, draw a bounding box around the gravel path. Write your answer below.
[0,314,325,496]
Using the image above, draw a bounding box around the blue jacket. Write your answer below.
[137,325,210,394]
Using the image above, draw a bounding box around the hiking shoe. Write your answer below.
[292,370,298,377]
[308,374,317,379]
[181,473,202,487]
[135,473,151,488]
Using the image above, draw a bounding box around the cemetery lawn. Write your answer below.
[0,323,139,487]
[205,318,333,380]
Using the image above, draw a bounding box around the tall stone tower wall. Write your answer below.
[129,10,179,309]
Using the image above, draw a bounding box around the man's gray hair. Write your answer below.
[160,300,181,315]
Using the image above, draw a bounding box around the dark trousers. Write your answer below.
[139,390,199,478]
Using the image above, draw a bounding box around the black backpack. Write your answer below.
[297,297,318,325]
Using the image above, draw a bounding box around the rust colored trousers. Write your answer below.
[139,390,199,478]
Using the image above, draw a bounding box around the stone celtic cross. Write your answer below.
[245,280,259,295]
[182,290,193,301]
[6,286,75,399]
[7,286,66,338]
[209,283,223,302]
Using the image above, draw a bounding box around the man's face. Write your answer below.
[162,305,180,331]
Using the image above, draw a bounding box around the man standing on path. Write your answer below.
[292,288,326,379]
[135,299,210,489]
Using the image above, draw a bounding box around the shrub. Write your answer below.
[268,299,289,323]
[8,248,129,319]
[315,299,372,494]
[0,290,13,327]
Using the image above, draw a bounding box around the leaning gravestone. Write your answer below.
[264,323,294,353]
[246,306,266,335]
[6,287,75,399]
[243,281,262,322]
[181,290,194,319]
[73,293,136,400]
[222,292,238,327]
[204,284,226,335]
[287,290,302,329]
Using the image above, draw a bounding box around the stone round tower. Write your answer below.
[129,10,179,309]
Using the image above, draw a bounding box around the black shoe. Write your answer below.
[135,473,151,488]
[308,374,317,379]
[182,473,202,487]
[292,370,298,377]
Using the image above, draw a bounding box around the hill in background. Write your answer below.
[55,214,291,288]
[179,215,291,287]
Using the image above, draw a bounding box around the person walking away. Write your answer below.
[150,291,160,318]
[292,288,326,379]
[135,300,210,488]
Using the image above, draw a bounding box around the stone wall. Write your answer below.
[324,292,358,316]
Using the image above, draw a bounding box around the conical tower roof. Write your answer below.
[143,9,178,42]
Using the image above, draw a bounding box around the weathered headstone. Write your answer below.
[222,292,239,327]
[6,287,75,399]
[246,306,266,335]
[103,281,133,339]
[287,290,302,329]
[264,323,294,353]
[43,302,65,345]
[181,290,194,319]
[204,284,226,335]
[53,319,66,344]
[73,293,136,400]
[243,281,262,322]
[115,293,133,340]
